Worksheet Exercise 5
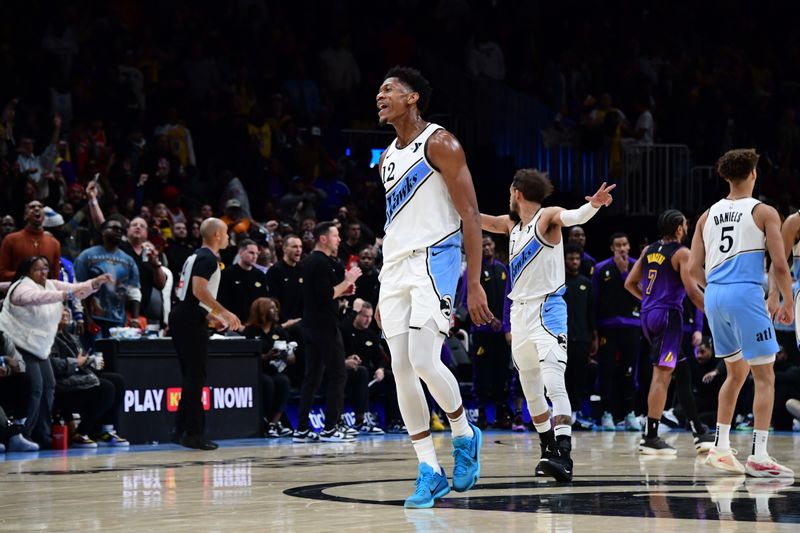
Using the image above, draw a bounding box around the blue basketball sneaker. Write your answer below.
[404,463,451,509]
[451,423,482,492]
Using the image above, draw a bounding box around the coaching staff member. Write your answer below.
[171,218,242,450]
[293,222,362,442]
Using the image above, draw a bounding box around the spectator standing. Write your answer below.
[632,101,655,145]
[0,215,16,244]
[119,217,167,322]
[592,232,642,431]
[562,243,597,426]
[0,201,61,281]
[0,256,108,446]
[338,220,369,265]
[265,235,304,328]
[16,115,61,201]
[218,239,269,323]
[566,226,596,278]
[292,222,361,443]
[154,108,196,171]
[56,250,85,335]
[220,199,251,236]
[164,221,194,283]
[353,246,380,310]
[319,34,362,94]
[74,218,141,339]
[467,30,506,81]
[460,234,512,428]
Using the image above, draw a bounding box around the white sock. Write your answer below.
[448,411,474,439]
[755,495,770,516]
[715,423,731,450]
[412,435,440,472]
[533,419,552,433]
[752,429,768,457]
[101,425,114,434]
[555,424,572,438]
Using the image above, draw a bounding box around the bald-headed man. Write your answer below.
[170,218,242,450]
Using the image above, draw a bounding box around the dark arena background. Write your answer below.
[0,1,799,531]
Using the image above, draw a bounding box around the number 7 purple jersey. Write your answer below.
[641,241,685,312]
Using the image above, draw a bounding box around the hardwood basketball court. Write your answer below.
[1,430,798,531]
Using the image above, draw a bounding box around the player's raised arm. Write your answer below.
[480,213,513,235]
[688,211,709,289]
[427,130,493,325]
[553,182,617,229]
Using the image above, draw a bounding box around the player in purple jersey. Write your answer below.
[625,210,705,455]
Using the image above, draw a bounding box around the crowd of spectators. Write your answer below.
[0,1,798,448]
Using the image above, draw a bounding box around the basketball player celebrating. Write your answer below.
[624,210,712,455]
[688,149,794,477]
[481,169,615,482]
[375,67,492,508]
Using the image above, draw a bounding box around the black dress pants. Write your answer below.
[170,309,209,438]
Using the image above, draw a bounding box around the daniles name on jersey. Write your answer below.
[712,211,743,225]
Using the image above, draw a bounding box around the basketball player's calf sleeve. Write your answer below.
[407,321,463,414]
[518,368,549,416]
[388,333,431,435]
[541,360,572,418]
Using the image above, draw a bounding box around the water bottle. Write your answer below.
[51,417,68,450]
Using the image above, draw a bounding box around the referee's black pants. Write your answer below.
[297,326,346,432]
[170,308,209,438]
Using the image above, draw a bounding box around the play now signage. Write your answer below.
[124,387,254,413]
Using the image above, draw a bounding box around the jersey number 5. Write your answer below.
[719,226,734,253]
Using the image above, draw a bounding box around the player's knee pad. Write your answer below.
[407,320,461,413]
[541,353,571,417]
[387,334,413,377]
[407,322,444,379]
[518,368,549,416]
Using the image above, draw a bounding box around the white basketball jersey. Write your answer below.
[703,197,765,285]
[508,209,565,301]
[381,123,462,268]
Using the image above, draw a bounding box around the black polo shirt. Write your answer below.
[265,260,304,322]
[301,250,343,331]
[218,264,270,322]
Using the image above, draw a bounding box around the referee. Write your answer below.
[292,222,361,443]
[171,218,242,450]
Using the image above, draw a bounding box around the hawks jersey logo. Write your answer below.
[440,295,453,319]
[557,333,568,351]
